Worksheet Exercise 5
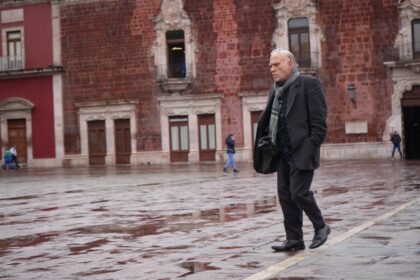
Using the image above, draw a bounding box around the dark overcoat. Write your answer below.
[253,75,328,173]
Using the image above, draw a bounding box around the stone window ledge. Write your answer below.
[158,77,193,93]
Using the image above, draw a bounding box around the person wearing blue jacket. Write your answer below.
[223,134,239,173]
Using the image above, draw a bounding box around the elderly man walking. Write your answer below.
[254,49,330,251]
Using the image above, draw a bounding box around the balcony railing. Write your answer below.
[0,56,23,71]
[156,63,193,81]
[383,44,420,63]
[155,63,193,93]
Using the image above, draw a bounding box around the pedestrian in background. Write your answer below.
[390,131,403,160]
[10,145,20,168]
[223,134,239,173]
[254,49,330,252]
[2,148,13,170]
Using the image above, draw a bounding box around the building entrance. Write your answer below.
[402,86,420,159]
[7,119,27,163]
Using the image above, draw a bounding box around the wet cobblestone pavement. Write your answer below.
[0,160,419,279]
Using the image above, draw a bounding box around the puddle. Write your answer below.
[218,246,244,250]
[359,235,392,240]
[74,269,120,277]
[69,238,109,254]
[91,199,109,204]
[69,196,278,239]
[178,261,220,277]
[90,207,108,212]
[268,276,322,280]
[324,217,343,223]
[65,190,84,194]
[321,186,349,195]
[0,195,38,201]
[40,207,58,211]
[0,232,59,256]
[236,261,262,269]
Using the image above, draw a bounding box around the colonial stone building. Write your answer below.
[1,0,419,167]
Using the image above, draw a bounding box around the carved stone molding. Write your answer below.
[153,0,197,92]
[383,69,420,140]
[85,115,105,121]
[0,97,34,112]
[159,77,193,93]
[285,0,306,10]
[158,94,223,157]
[394,0,420,59]
[272,0,323,69]
[406,0,420,9]
[111,114,131,120]
[193,109,216,114]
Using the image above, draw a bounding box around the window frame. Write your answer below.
[166,30,186,78]
[412,19,420,60]
[1,26,25,70]
[288,17,311,68]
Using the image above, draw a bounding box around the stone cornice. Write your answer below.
[0,0,47,8]
[156,93,224,102]
[0,66,64,80]
[75,99,139,108]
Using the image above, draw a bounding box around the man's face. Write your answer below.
[270,53,293,82]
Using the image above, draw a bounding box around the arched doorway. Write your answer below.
[402,86,420,159]
[0,97,34,164]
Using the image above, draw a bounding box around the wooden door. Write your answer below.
[88,120,106,165]
[198,114,216,161]
[114,119,131,164]
[7,119,27,163]
[169,116,189,162]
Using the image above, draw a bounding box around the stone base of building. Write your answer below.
[0,142,394,168]
[321,142,391,160]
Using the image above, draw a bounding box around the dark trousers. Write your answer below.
[392,143,402,159]
[11,155,19,167]
[277,159,325,240]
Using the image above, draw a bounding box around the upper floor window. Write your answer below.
[166,30,186,78]
[7,30,22,59]
[1,28,24,70]
[288,18,310,67]
[413,19,420,59]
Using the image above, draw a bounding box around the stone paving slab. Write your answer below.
[0,160,419,279]
[264,199,420,280]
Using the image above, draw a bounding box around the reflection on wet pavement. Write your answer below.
[0,160,419,279]
[178,261,221,277]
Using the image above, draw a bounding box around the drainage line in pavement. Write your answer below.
[242,196,420,280]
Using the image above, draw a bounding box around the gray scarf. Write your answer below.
[268,69,300,144]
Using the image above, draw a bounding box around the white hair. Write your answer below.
[270,48,298,68]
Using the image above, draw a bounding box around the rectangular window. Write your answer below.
[169,116,189,162]
[288,18,310,67]
[198,114,216,161]
[200,124,208,150]
[208,124,215,149]
[2,29,23,70]
[166,30,186,78]
[413,20,420,59]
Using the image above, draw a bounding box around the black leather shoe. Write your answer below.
[309,224,331,249]
[272,240,305,252]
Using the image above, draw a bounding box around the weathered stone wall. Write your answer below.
[319,0,399,143]
[60,0,400,155]
[60,0,161,154]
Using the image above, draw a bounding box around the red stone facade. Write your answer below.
[0,2,58,164]
[60,0,161,154]
[319,0,399,143]
[59,0,400,153]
